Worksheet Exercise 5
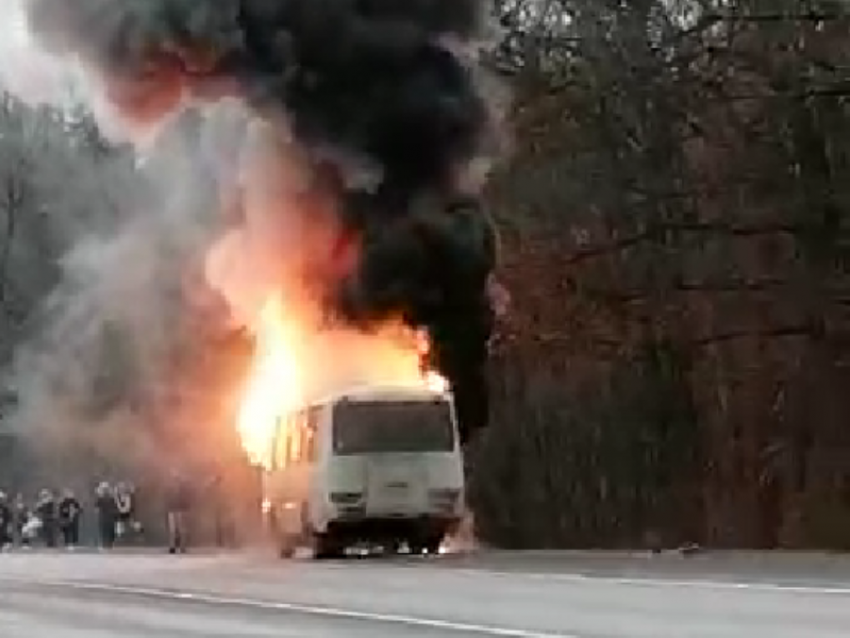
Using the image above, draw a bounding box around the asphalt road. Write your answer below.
[3,549,850,637]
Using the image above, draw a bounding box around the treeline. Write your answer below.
[471,0,850,549]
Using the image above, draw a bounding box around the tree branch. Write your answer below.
[562,222,803,266]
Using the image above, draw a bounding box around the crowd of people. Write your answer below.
[1,470,239,554]
[1,470,201,553]
[0,481,141,551]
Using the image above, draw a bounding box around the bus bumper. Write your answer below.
[325,515,461,545]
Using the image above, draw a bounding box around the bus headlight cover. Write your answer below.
[429,488,461,510]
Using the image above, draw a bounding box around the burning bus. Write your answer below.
[262,381,465,559]
[233,295,464,558]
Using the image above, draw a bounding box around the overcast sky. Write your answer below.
[0,0,79,105]
[0,0,31,78]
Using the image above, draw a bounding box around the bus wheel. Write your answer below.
[313,534,345,560]
[410,533,443,556]
[424,534,444,555]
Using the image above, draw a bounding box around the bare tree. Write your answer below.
[474,0,850,549]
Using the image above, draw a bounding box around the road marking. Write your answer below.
[305,559,850,596]
[4,579,578,638]
[401,564,850,596]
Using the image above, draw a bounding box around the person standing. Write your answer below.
[94,482,117,550]
[0,491,12,550]
[57,489,82,549]
[166,471,191,554]
[114,482,135,542]
[34,489,57,548]
[21,510,41,547]
[12,494,29,548]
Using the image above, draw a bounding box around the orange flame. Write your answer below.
[236,296,302,467]
[236,295,449,468]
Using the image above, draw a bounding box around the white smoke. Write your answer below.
[3,112,239,477]
[0,0,78,106]
[0,5,259,479]
[0,0,175,149]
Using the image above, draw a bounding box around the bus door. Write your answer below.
[274,410,317,535]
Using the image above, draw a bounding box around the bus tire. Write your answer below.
[411,532,443,555]
[424,534,444,555]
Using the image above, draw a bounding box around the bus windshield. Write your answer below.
[332,400,455,455]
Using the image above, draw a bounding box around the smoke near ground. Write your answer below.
[20,0,507,443]
[1,107,241,484]
[0,3,245,492]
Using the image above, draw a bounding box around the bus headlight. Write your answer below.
[429,488,461,511]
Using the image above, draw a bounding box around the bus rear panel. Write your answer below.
[265,386,465,557]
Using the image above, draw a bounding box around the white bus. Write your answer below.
[262,384,466,559]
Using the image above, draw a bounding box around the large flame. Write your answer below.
[236,295,449,468]
[236,296,302,468]
[205,122,451,468]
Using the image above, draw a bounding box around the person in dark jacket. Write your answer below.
[57,489,82,549]
[34,489,57,548]
[0,491,12,549]
[94,482,117,550]
[166,471,191,554]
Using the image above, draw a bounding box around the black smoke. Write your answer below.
[25,0,501,444]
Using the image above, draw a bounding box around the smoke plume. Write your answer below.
[23,0,506,443]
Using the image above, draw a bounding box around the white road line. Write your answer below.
[391,564,850,595]
[2,579,578,638]
[161,554,850,596]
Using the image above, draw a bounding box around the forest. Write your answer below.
[1,0,849,549]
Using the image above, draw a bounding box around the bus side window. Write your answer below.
[304,406,319,462]
[275,416,289,470]
[275,409,318,467]
[286,414,301,466]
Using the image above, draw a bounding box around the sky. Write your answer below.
[0,0,79,104]
[0,0,31,83]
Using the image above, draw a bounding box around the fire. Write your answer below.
[236,296,302,468]
[236,295,449,468]
[424,370,450,394]
[213,121,451,468]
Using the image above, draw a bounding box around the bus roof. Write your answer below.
[310,384,452,407]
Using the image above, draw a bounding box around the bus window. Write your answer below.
[274,415,290,469]
[289,412,303,464]
[304,406,320,462]
[273,408,319,466]
[332,400,455,456]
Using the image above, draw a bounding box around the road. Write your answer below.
[2,549,850,637]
